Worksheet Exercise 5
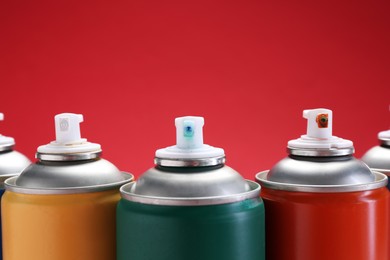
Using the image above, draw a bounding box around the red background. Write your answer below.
[0,1,389,179]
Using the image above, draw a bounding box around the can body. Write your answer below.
[117,197,265,260]
[261,186,389,260]
[2,189,120,260]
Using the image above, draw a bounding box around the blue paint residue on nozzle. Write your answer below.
[183,121,195,138]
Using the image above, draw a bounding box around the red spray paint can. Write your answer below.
[256,108,388,260]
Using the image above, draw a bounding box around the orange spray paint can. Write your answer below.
[2,113,133,260]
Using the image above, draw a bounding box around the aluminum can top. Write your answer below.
[5,113,133,194]
[256,108,384,191]
[120,116,259,205]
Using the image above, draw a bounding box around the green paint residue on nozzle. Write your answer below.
[183,120,195,138]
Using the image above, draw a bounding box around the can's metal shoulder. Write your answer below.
[0,150,31,177]
[120,165,260,206]
[256,170,387,193]
[5,158,134,194]
[362,145,390,173]
[265,155,375,186]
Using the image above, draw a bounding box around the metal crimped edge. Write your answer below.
[154,156,226,167]
[120,180,260,206]
[287,147,354,157]
[0,144,14,153]
[255,170,387,193]
[369,168,390,175]
[36,150,102,161]
[0,174,18,190]
[379,138,390,147]
[4,172,134,194]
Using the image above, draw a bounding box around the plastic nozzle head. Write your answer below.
[288,108,353,150]
[378,105,390,140]
[155,116,224,160]
[37,113,101,155]
[303,108,332,139]
[175,116,204,149]
[55,113,84,144]
[0,113,15,148]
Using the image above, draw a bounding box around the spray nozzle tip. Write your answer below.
[288,108,353,150]
[37,113,101,156]
[54,113,85,144]
[155,116,224,160]
[303,108,333,139]
[175,116,204,149]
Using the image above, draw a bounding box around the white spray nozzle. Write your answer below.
[0,113,15,147]
[175,117,204,149]
[303,108,332,139]
[378,104,390,140]
[288,108,353,149]
[155,116,224,159]
[37,113,101,154]
[55,113,84,144]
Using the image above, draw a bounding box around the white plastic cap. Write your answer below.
[378,105,390,140]
[288,108,353,149]
[37,113,101,154]
[0,113,15,146]
[155,116,224,159]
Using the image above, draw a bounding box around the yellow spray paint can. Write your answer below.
[2,113,133,260]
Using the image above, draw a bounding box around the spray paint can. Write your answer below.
[256,108,388,260]
[0,113,31,260]
[362,106,390,188]
[2,113,133,260]
[117,116,265,260]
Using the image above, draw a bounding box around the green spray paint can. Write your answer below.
[117,116,265,260]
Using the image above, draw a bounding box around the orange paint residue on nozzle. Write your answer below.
[316,114,328,128]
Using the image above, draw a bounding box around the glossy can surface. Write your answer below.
[260,186,389,260]
[2,189,121,260]
[117,197,265,260]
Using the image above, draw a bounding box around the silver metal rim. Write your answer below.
[287,147,354,157]
[154,156,226,167]
[0,174,18,189]
[369,168,390,175]
[36,150,102,161]
[255,170,387,192]
[4,172,134,194]
[0,144,14,152]
[120,180,260,206]
[379,138,390,147]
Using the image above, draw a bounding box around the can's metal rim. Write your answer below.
[0,144,14,153]
[36,150,102,161]
[369,168,390,175]
[120,180,260,206]
[4,172,134,194]
[287,147,354,157]
[154,156,225,167]
[379,138,390,147]
[0,174,18,189]
[255,170,387,193]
